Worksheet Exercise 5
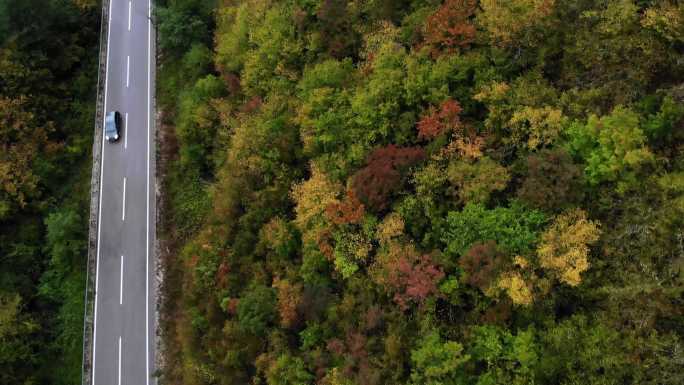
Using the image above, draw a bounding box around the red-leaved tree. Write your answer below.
[388,253,445,310]
[422,0,477,57]
[352,145,425,212]
[325,189,365,225]
[417,99,463,140]
[326,331,378,384]
[375,243,445,310]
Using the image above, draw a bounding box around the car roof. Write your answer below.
[105,112,117,134]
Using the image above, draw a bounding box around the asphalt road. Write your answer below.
[91,1,155,384]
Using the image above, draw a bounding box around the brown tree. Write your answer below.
[325,189,365,225]
[317,0,357,58]
[273,278,303,328]
[458,241,505,293]
[352,145,425,212]
[325,331,378,384]
[517,148,583,212]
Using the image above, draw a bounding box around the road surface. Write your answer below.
[91,0,155,384]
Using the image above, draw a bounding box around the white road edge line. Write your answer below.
[146,0,151,382]
[122,177,126,221]
[128,1,131,31]
[125,112,128,149]
[118,337,122,385]
[126,55,130,88]
[120,255,124,305]
[92,0,113,383]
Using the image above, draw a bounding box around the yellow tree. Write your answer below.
[290,163,342,238]
[642,2,684,44]
[478,0,556,46]
[537,209,601,286]
[497,271,533,306]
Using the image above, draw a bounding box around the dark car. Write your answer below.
[105,111,121,142]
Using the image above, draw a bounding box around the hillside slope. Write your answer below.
[157,1,684,384]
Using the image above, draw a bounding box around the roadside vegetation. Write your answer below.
[156,1,684,384]
[0,0,99,384]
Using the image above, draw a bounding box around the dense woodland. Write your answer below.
[156,0,684,384]
[0,0,99,384]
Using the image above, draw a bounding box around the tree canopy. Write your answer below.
[0,0,99,383]
[156,1,684,384]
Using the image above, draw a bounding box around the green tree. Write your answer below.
[237,284,277,335]
[155,4,209,57]
[43,209,85,278]
[351,29,410,146]
[468,325,538,385]
[567,106,654,192]
[0,292,38,385]
[443,203,547,256]
[176,74,225,172]
[241,4,304,96]
[214,2,252,74]
[642,95,684,147]
[537,315,634,385]
[0,97,48,218]
[410,329,469,385]
[266,354,314,385]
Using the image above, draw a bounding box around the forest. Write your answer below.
[155,0,684,384]
[0,0,99,384]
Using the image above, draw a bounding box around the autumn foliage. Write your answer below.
[0,97,51,213]
[273,278,303,328]
[291,164,342,233]
[537,209,601,286]
[352,145,425,212]
[422,0,477,57]
[389,254,444,309]
[478,0,556,46]
[417,98,463,140]
[316,0,356,58]
[325,331,376,383]
[325,189,365,225]
[517,149,583,211]
[374,243,445,310]
[458,241,505,293]
[159,0,684,384]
